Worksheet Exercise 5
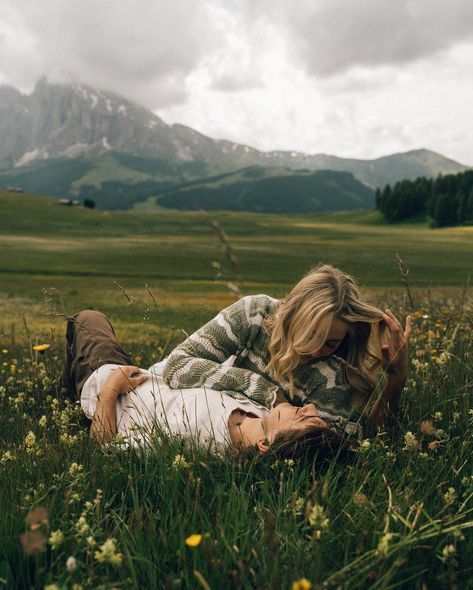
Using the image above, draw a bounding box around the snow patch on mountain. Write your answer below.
[61,143,92,158]
[15,148,41,167]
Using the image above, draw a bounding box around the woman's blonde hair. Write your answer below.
[265,264,386,412]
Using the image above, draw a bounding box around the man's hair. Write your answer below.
[268,424,353,464]
[236,423,355,467]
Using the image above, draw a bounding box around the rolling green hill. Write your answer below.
[143,166,374,213]
[0,158,374,213]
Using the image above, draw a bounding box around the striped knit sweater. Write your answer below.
[163,294,363,434]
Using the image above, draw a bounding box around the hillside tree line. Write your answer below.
[375,170,473,226]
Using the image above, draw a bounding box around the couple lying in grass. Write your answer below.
[63,264,411,461]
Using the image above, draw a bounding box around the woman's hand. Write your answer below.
[381,309,412,382]
[100,366,150,399]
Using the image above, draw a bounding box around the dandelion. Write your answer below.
[433,411,443,421]
[32,344,50,352]
[66,555,78,572]
[444,487,457,505]
[94,538,123,565]
[283,459,295,468]
[1,348,8,353]
[44,584,60,590]
[376,532,394,557]
[38,415,47,428]
[185,534,202,548]
[86,536,96,547]
[48,530,65,549]
[134,356,142,364]
[172,454,189,469]
[292,578,312,590]
[72,585,84,590]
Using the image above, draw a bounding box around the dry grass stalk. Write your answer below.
[395,253,415,311]
[113,280,135,305]
[201,210,241,275]
[145,283,159,310]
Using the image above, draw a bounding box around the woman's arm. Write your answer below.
[367,310,412,429]
[163,295,281,408]
[90,366,149,443]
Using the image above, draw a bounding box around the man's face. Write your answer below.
[264,403,328,443]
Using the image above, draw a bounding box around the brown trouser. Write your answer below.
[62,310,131,401]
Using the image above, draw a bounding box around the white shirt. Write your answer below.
[81,361,268,450]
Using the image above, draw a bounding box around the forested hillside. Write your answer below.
[154,167,374,213]
[376,170,473,226]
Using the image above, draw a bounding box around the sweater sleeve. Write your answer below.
[163,296,279,408]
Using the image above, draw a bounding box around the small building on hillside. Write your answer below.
[6,186,24,193]
[58,198,81,206]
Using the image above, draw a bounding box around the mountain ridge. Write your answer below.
[1,80,469,190]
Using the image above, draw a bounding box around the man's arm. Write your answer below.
[90,366,149,443]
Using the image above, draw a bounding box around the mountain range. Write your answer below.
[0,79,469,211]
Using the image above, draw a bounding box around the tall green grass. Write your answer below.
[0,291,472,589]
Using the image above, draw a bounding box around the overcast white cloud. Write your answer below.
[0,0,472,164]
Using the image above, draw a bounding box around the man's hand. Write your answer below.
[100,366,149,399]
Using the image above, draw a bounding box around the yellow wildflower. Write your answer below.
[172,454,189,469]
[377,532,394,557]
[185,534,202,548]
[94,538,123,565]
[444,487,457,505]
[441,544,456,562]
[48,530,65,549]
[292,578,312,590]
[308,503,329,529]
[33,344,50,352]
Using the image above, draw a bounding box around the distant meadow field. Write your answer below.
[0,192,472,589]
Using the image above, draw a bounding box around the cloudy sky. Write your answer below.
[1,0,472,164]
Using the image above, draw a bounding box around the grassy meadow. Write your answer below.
[0,192,472,589]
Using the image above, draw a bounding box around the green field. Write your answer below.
[0,192,471,344]
[0,192,472,589]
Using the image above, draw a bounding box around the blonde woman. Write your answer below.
[163,264,412,435]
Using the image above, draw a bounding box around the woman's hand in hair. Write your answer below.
[100,366,150,399]
[381,310,412,382]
